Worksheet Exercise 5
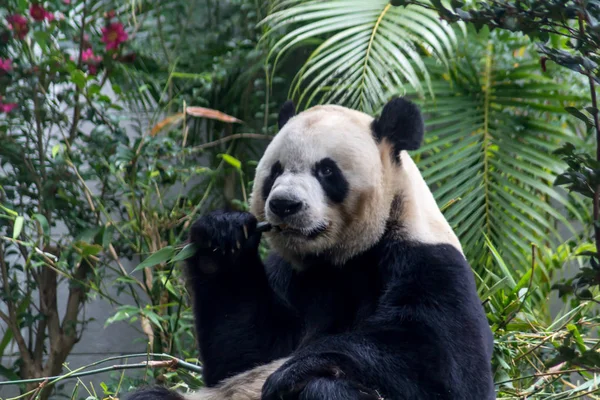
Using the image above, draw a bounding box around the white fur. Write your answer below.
[394,151,462,252]
[180,358,288,400]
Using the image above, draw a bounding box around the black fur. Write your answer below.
[313,158,349,204]
[262,161,283,201]
[279,100,296,130]
[372,97,424,161]
[130,210,495,399]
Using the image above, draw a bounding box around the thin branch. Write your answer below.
[0,241,35,369]
[67,0,88,142]
[189,133,272,152]
[1,353,203,400]
[495,367,600,385]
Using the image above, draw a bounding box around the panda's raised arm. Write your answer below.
[186,211,301,387]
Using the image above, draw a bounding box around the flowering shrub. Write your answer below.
[0,1,135,399]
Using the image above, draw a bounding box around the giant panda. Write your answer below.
[129,98,495,400]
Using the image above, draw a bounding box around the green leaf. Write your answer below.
[88,84,102,97]
[219,154,242,170]
[142,309,164,331]
[81,243,103,257]
[51,144,62,158]
[170,243,197,263]
[33,31,50,50]
[484,235,517,288]
[71,70,87,90]
[102,225,115,249]
[132,246,177,272]
[567,324,587,353]
[33,214,50,238]
[100,382,111,395]
[0,204,18,217]
[105,305,139,326]
[12,216,24,239]
[565,106,593,127]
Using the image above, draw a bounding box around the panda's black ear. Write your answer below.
[371,97,424,160]
[278,100,296,130]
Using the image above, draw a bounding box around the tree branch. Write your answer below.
[0,353,203,400]
[67,0,88,142]
[189,133,272,152]
[0,241,37,374]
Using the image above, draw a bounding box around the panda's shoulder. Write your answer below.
[376,237,473,285]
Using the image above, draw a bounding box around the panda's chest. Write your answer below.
[289,260,381,336]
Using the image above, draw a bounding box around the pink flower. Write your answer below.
[7,15,29,39]
[80,48,102,75]
[63,0,71,4]
[29,4,53,22]
[81,48,101,63]
[101,22,128,51]
[0,97,17,113]
[0,58,12,73]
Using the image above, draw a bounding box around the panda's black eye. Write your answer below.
[319,165,333,178]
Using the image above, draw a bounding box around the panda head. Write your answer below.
[250,98,459,266]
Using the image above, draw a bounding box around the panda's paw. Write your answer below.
[190,210,260,260]
[262,372,380,400]
[261,355,355,400]
[298,379,382,400]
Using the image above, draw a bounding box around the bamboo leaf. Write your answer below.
[170,243,197,263]
[132,246,177,273]
[12,216,24,239]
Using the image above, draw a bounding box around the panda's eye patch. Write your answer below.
[315,158,337,178]
[314,158,349,203]
[261,161,283,201]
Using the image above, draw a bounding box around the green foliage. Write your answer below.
[479,241,600,399]
[411,31,589,277]
[263,0,462,113]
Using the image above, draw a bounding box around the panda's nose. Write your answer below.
[269,198,303,218]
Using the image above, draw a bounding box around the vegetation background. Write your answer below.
[0,0,599,399]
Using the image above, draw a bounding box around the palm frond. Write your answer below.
[412,39,589,272]
[262,0,462,113]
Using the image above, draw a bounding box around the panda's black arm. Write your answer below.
[186,211,301,387]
